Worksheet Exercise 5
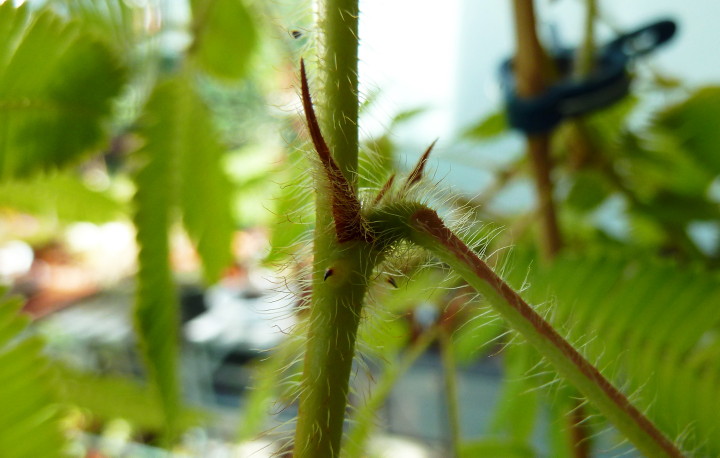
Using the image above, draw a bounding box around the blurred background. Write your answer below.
[2,0,720,457]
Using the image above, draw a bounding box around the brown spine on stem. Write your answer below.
[374,174,396,204]
[402,139,437,192]
[300,59,369,243]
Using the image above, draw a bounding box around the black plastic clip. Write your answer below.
[501,19,677,134]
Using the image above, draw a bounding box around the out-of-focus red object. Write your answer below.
[20,242,99,318]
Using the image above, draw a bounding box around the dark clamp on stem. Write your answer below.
[501,19,677,134]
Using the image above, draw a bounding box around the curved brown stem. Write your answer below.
[402,206,682,458]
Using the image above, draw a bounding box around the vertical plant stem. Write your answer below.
[294,0,364,456]
[439,328,461,457]
[527,136,562,257]
[294,245,377,457]
[574,0,597,78]
[318,0,360,184]
[511,0,562,259]
[567,0,598,171]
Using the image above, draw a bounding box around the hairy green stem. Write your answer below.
[371,204,682,457]
[294,0,363,456]
[317,0,360,184]
[440,328,461,457]
[294,244,380,457]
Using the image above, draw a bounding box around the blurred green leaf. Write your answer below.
[375,266,455,314]
[132,78,183,445]
[459,438,536,458]
[136,75,234,284]
[359,137,394,190]
[225,145,280,227]
[451,305,503,365]
[566,170,611,212]
[57,366,202,434]
[546,395,577,458]
[490,344,539,443]
[0,3,126,179]
[390,106,426,127]
[359,107,426,190]
[635,191,719,225]
[652,74,683,90]
[463,111,507,140]
[174,78,234,284]
[620,131,713,198]
[653,86,720,174]
[0,172,123,223]
[52,0,138,57]
[357,307,410,360]
[0,291,65,457]
[190,0,258,80]
[503,251,720,456]
[132,75,235,442]
[626,212,666,248]
[583,95,638,147]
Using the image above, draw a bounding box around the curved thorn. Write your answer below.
[299,59,369,243]
[373,174,396,205]
[402,138,438,192]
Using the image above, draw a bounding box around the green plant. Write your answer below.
[291,5,681,455]
[3,1,720,456]
[284,0,720,456]
[0,289,65,457]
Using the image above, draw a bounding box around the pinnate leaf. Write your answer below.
[190,0,257,80]
[0,291,65,456]
[0,3,125,178]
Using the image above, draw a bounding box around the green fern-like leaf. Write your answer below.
[132,78,183,445]
[0,3,126,179]
[500,253,720,455]
[189,0,258,80]
[0,171,123,223]
[136,74,233,284]
[132,74,234,442]
[57,365,202,434]
[174,77,234,283]
[652,86,720,174]
[0,291,65,457]
[459,439,535,458]
[52,0,138,57]
[462,110,507,140]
